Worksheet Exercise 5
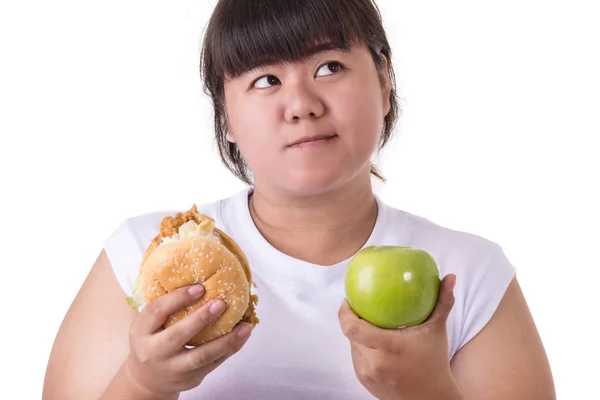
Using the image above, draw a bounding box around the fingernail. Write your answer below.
[237,323,252,338]
[451,275,457,290]
[188,285,204,297]
[209,300,226,315]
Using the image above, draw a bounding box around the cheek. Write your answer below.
[332,78,384,152]
[228,99,263,137]
[226,98,279,164]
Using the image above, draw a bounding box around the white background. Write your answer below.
[1,0,598,398]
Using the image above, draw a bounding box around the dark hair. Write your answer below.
[200,0,400,185]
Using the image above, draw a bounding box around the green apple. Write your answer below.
[345,245,441,328]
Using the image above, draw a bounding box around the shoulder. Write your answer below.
[378,197,506,265]
[393,208,507,272]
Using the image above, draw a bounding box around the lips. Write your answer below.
[288,134,337,147]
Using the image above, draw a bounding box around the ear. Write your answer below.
[378,53,392,117]
[226,131,236,143]
[224,111,236,143]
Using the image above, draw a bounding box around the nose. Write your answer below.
[283,83,325,123]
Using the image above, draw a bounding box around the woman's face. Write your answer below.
[223,43,391,195]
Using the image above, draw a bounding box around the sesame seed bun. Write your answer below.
[127,205,259,346]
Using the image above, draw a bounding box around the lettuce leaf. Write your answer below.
[125,274,144,310]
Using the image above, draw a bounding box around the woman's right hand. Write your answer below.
[124,284,253,397]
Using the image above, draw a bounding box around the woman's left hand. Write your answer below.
[338,274,464,400]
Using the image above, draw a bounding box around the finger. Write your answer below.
[424,274,456,326]
[350,342,382,384]
[153,298,228,354]
[171,322,253,372]
[134,284,206,335]
[177,352,231,392]
[339,299,391,350]
[179,344,239,386]
[186,344,238,378]
[350,342,366,379]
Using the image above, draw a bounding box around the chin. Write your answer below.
[274,164,368,196]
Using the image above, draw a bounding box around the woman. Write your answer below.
[43,0,556,399]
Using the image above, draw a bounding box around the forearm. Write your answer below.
[99,362,179,400]
[437,375,466,400]
[420,372,465,400]
[395,373,466,400]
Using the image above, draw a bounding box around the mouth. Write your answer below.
[288,134,338,148]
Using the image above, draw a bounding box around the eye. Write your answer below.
[253,75,280,89]
[316,61,344,77]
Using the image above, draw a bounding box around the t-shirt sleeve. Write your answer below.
[456,244,517,352]
[103,218,146,297]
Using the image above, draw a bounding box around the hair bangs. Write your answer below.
[210,0,370,80]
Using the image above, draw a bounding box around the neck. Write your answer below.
[248,171,379,266]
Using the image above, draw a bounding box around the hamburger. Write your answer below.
[126,205,259,346]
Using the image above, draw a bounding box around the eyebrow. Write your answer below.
[243,42,351,77]
[237,41,351,80]
[304,41,351,56]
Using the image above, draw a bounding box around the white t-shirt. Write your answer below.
[104,187,516,399]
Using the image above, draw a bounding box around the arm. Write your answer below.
[450,277,556,399]
[42,250,175,400]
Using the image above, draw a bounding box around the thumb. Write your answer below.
[427,274,456,326]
